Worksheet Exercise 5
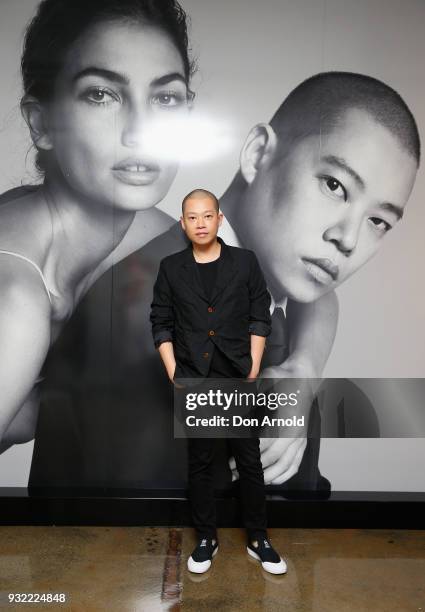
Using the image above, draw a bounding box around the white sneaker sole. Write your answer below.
[187,546,219,574]
[247,546,287,575]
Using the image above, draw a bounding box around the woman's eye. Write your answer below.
[83,87,119,106]
[322,176,347,200]
[151,91,187,108]
[369,217,392,233]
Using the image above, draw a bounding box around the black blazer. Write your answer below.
[150,236,272,378]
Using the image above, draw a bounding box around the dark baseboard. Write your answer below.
[0,488,424,528]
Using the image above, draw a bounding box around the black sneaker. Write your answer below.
[187,538,219,573]
[247,537,287,574]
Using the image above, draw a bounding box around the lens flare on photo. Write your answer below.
[134,113,236,163]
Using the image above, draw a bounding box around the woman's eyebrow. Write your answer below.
[72,67,186,87]
[72,67,129,85]
[150,72,187,87]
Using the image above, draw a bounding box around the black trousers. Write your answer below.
[187,350,267,541]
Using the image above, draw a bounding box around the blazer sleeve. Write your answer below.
[150,260,175,348]
[248,251,272,337]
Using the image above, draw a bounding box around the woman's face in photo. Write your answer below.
[43,19,190,211]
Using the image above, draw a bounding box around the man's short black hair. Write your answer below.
[182,189,219,214]
[270,71,421,166]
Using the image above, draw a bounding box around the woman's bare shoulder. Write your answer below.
[0,184,39,207]
[0,263,52,383]
[0,255,51,311]
[0,261,52,366]
[0,184,50,256]
[0,186,52,313]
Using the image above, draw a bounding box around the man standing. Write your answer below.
[150,189,286,574]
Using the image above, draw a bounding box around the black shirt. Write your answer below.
[196,255,241,377]
[196,257,219,302]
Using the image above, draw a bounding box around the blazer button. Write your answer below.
[208,330,215,336]
[207,306,214,313]
[203,352,209,359]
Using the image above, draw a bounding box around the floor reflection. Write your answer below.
[0,526,423,611]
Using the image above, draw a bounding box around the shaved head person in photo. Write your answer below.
[28,72,420,494]
[232,72,419,306]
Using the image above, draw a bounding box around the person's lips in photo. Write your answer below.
[112,158,160,186]
[195,232,209,237]
[302,257,339,285]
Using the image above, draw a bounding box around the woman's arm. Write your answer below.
[0,262,51,453]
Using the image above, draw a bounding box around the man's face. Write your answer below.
[245,109,417,302]
[180,196,222,246]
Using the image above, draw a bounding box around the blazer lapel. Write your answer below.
[180,245,209,302]
[209,238,238,305]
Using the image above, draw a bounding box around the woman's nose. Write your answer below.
[121,105,148,148]
[323,211,363,255]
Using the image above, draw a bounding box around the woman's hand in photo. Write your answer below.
[229,437,307,485]
[259,437,307,484]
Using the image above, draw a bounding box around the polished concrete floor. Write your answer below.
[0,526,424,611]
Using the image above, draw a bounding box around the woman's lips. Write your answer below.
[112,159,160,186]
[302,257,339,285]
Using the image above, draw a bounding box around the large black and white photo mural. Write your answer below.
[0,0,424,498]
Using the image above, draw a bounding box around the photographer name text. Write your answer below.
[185,415,305,428]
